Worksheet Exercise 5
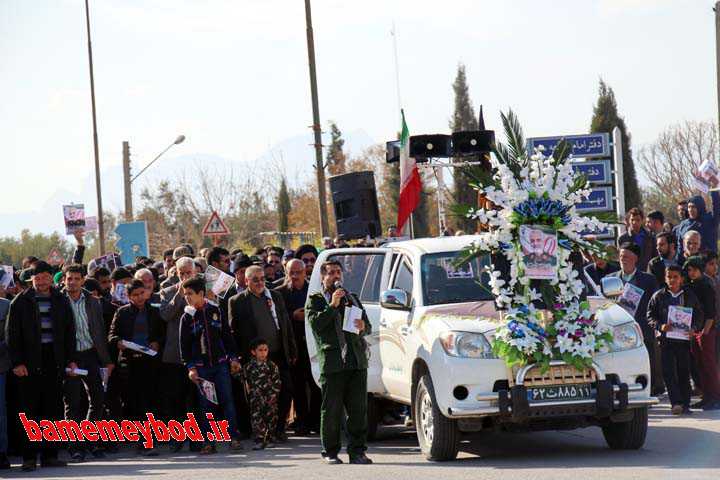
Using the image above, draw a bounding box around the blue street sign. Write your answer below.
[528,133,610,159]
[571,159,612,184]
[114,221,149,265]
[576,187,613,213]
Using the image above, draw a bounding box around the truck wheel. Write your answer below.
[601,407,648,450]
[367,395,380,441]
[414,374,459,461]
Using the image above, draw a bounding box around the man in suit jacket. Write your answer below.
[605,242,663,395]
[229,265,297,441]
[6,261,77,471]
[62,264,113,462]
[306,260,372,465]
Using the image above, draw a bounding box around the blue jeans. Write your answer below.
[0,372,7,454]
[195,363,240,441]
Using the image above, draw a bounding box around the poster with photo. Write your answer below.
[618,282,644,316]
[440,258,474,279]
[63,204,86,235]
[519,225,558,280]
[204,265,235,298]
[0,265,13,289]
[667,305,693,341]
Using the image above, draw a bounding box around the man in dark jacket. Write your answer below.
[62,264,113,462]
[229,265,297,441]
[676,193,720,254]
[306,260,372,465]
[158,257,198,452]
[617,207,655,271]
[0,284,11,469]
[605,242,662,394]
[647,265,704,414]
[685,256,720,409]
[6,261,77,471]
[108,279,164,453]
[275,258,318,434]
[648,232,678,287]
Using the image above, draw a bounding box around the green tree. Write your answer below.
[277,177,291,232]
[0,230,73,266]
[326,121,347,175]
[450,63,479,233]
[590,79,642,211]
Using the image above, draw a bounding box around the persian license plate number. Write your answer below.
[527,383,593,403]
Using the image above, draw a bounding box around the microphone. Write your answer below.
[333,281,357,306]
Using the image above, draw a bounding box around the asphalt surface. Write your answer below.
[5,402,719,480]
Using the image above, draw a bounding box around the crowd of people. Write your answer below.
[581,194,720,416]
[1,192,720,471]
[0,231,375,471]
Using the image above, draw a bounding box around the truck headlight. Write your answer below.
[610,322,643,352]
[439,331,495,359]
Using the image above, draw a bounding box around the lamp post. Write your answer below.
[84,0,105,255]
[122,135,185,221]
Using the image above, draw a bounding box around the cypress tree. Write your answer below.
[590,79,642,210]
[326,121,346,175]
[277,177,291,232]
[450,63,479,233]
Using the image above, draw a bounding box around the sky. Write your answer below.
[1,0,717,237]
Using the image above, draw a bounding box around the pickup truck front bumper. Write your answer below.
[446,361,658,420]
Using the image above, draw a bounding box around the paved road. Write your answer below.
[6,402,720,480]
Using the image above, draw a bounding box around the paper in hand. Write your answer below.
[65,367,89,376]
[199,379,218,405]
[204,265,235,298]
[122,340,158,356]
[343,305,363,334]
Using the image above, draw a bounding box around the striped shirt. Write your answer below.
[67,292,93,351]
[36,294,53,344]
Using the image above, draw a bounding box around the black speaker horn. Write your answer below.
[328,171,382,240]
[386,140,400,163]
[409,134,452,158]
[451,130,495,156]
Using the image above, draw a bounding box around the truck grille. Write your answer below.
[510,364,597,387]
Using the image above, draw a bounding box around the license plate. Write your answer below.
[527,383,594,403]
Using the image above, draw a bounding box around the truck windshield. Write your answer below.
[421,252,494,306]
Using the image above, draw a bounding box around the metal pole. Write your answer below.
[715,2,720,134]
[304,0,330,238]
[612,126,626,233]
[122,141,133,221]
[84,0,105,255]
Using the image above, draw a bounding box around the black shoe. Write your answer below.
[169,442,184,454]
[274,431,288,443]
[349,453,373,465]
[104,443,119,454]
[252,441,265,451]
[69,451,86,463]
[322,454,343,464]
[189,442,203,452]
[143,447,160,457]
[21,459,37,472]
[0,454,10,469]
[40,457,67,468]
[682,406,693,415]
[691,400,705,409]
[90,447,106,459]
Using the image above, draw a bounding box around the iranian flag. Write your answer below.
[397,109,421,235]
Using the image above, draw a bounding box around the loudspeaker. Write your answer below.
[451,130,495,156]
[328,171,382,240]
[386,140,400,163]
[409,134,451,158]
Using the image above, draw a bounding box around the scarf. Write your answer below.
[262,288,280,330]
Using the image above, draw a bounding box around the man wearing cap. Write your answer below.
[6,261,77,471]
[604,242,662,394]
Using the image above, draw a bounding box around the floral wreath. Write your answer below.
[456,111,614,372]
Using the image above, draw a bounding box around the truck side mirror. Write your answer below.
[601,276,624,299]
[380,289,411,311]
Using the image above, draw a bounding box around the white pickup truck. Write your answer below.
[306,235,657,461]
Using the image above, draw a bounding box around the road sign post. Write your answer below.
[202,211,231,245]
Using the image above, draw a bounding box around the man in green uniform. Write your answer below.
[305,260,372,465]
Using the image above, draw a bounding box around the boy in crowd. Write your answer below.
[244,338,281,450]
[108,279,164,455]
[647,265,704,415]
[179,277,244,454]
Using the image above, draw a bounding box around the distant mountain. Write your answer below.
[0,129,377,237]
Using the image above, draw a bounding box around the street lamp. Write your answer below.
[122,134,186,221]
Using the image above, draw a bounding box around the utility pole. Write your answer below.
[715,2,720,134]
[304,0,330,238]
[84,0,105,255]
[122,141,132,221]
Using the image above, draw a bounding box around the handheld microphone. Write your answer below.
[333,281,357,306]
